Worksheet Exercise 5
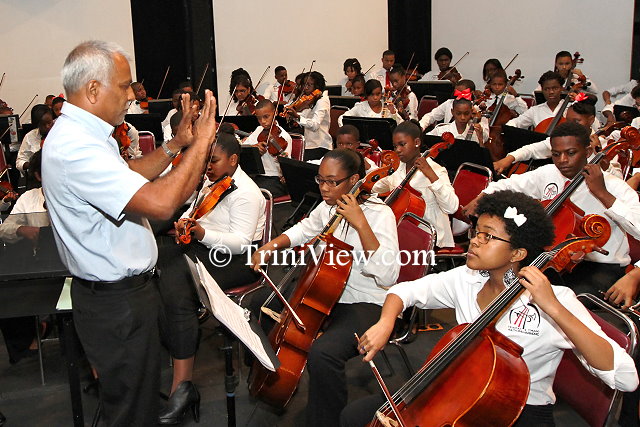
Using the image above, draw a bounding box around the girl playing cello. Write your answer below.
[344,190,638,427]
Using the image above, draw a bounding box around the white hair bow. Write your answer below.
[504,206,527,227]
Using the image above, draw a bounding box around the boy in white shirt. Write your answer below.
[427,97,489,144]
[507,71,565,130]
[389,65,418,121]
[419,79,476,131]
[370,50,395,92]
[16,105,54,173]
[419,47,461,84]
[127,81,148,114]
[263,66,289,103]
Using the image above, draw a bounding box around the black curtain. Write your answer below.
[129,0,217,99]
[632,0,640,80]
[388,0,432,75]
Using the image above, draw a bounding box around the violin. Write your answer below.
[236,93,264,116]
[437,51,469,84]
[113,122,132,159]
[258,125,289,156]
[485,69,525,161]
[534,75,590,136]
[595,121,626,138]
[0,180,18,202]
[280,89,322,117]
[249,164,397,409]
[359,139,400,172]
[368,232,611,427]
[281,80,296,95]
[176,176,237,245]
[385,132,455,223]
[543,126,640,247]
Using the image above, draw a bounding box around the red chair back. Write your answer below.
[289,133,305,161]
[330,106,348,141]
[451,162,493,222]
[553,294,637,426]
[418,95,438,120]
[138,131,156,155]
[260,188,273,246]
[521,95,536,108]
[0,145,8,173]
[396,213,436,283]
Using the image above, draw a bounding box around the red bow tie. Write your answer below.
[454,88,472,100]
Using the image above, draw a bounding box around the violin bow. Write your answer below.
[392,64,419,102]
[355,334,407,427]
[19,94,38,120]
[253,66,271,94]
[439,51,469,81]
[290,60,316,106]
[195,63,210,95]
[259,268,306,331]
[0,73,5,93]
[156,65,171,99]
[503,53,519,71]
[284,67,306,104]
[362,64,376,76]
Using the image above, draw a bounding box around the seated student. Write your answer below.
[162,89,185,142]
[389,65,418,121]
[345,190,639,427]
[420,47,461,84]
[340,58,363,96]
[494,97,621,177]
[156,133,266,424]
[263,66,292,103]
[251,148,399,427]
[370,50,395,91]
[349,74,366,100]
[507,71,566,129]
[603,71,639,106]
[338,79,402,126]
[373,121,458,247]
[44,95,55,107]
[602,84,640,126]
[127,81,149,114]
[16,104,53,173]
[464,121,640,297]
[482,58,503,86]
[0,151,50,365]
[335,125,376,170]
[419,79,476,130]
[228,68,258,116]
[283,71,333,161]
[427,97,489,144]
[483,68,528,115]
[241,99,292,198]
[553,50,598,95]
[51,96,65,119]
[178,80,193,93]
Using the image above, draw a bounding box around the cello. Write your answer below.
[248,164,396,409]
[485,69,524,161]
[368,231,611,427]
[535,73,589,136]
[385,132,455,222]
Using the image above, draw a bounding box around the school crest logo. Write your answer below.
[543,183,559,200]
[507,302,541,336]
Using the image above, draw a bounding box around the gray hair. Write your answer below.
[61,40,131,95]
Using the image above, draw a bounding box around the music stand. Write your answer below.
[423,135,495,180]
[409,81,454,104]
[148,99,172,117]
[239,146,265,175]
[325,85,342,96]
[341,117,397,150]
[125,113,163,142]
[220,115,260,133]
[0,114,20,145]
[278,157,321,228]
[501,125,548,155]
[533,91,546,106]
[329,96,360,109]
[614,105,640,123]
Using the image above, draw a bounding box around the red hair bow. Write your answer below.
[454,88,472,100]
[574,92,589,102]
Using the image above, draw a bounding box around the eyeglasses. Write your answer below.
[468,229,511,245]
[314,175,351,187]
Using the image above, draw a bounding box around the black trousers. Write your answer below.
[189,240,260,291]
[304,147,329,161]
[251,175,288,199]
[71,276,162,427]
[0,316,36,363]
[340,397,555,427]
[559,261,625,295]
[306,302,382,427]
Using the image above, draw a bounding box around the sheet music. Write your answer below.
[193,258,276,372]
[56,277,73,310]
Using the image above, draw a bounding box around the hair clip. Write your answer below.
[453,88,472,100]
[504,206,527,226]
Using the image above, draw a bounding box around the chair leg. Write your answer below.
[91,400,102,427]
[35,316,45,386]
[392,343,415,377]
[378,349,395,377]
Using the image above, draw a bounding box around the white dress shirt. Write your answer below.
[181,166,265,252]
[506,102,561,129]
[242,124,293,177]
[124,122,143,159]
[284,196,399,305]
[338,76,350,96]
[606,80,638,99]
[263,82,283,103]
[370,67,391,89]
[0,188,47,243]
[484,93,528,115]
[127,101,146,114]
[483,164,640,266]
[602,93,636,115]
[298,91,333,150]
[372,159,458,247]
[16,128,43,172]
[389,266,639,405]
[42,102,156,281]
[338,100,402,126]
[427,120,489,144]
[419,98,454,129]
[419,70,463,82]
[162,108,177,142]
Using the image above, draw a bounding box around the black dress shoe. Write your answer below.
[158,381,200,425]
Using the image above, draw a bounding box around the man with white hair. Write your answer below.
[42,40,217,426]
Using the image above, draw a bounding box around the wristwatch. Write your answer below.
[161,141,179,159]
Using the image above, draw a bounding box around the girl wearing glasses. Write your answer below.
[252,148,400,427]
[345,190,638,427]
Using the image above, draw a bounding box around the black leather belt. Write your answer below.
[74,269,156,291]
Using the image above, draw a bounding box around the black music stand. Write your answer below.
[329,96,360,109]
[423,135,495,181]
[325,85,342,96]
[534,91,546,106]
[125,113,163,142]
[220,115,260,133]
[409,81,454,104]
[239,146,265,175]
[614,105,640,123]
[278,157,321,229]
[501,125,548,155]
[148,99,172,117]
[341,117,397,150]
[0,114,20,145]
